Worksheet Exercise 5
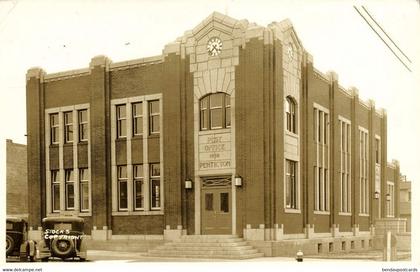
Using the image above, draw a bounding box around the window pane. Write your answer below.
[80,183,89,211]
[205,193,213,211]
[134,179,144,209]
[211,108,222,128]
[225,107,231,127]
[133,102,142,116]
[66,183,74,209]
[151,115,160,133]
[201,109,209,130]
[134,165,143,178]
[118,166,127,178]
[79,110,87,122]
[220,192,229,213]
[53,184,60,211]
[133,116,143,135]
[151,179,160,208]
[119,181,128,210]
[117,105,126,118]
[210,93,222,108]
[150,164,160,177]
[149,100,160,114]
[225,95,230,107]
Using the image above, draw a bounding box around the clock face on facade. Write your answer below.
[207,37,223,56]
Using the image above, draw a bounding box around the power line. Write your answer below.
[353,6,411,72]
[361,6,412,63]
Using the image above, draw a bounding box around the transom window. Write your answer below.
[286,96,297,133]
[200,93,231,130]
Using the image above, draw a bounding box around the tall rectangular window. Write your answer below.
[149,100,160,134]
[116,105,127,138]
[339,118,351,213]
[64,111,73,143]
[314,105,329,212]
[65,169,75,210]
[132,102,143,136]
[50,113,59,144]
[133,164,144,210]
[359,128,369,214]
[285,160,298,209]
[118,166,128,211]
[200,96,209,130]
[79,168,89,212]
[78,109,88,142]
[150,163,161,209]
[51,170,60,212]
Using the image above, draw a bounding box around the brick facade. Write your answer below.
[25,12,401,243]
[6,139,28,217]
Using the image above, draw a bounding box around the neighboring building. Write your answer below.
[6,139,28,218]
[399,175,411,232]
[25,12,402,254]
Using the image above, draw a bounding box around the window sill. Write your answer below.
[112,210,164,216]
[338,212,352,216]
[358,213,370,217]
[284,208,301,214]
[47,211,92,217]
[285,130,299,138]
[78,141,88,145]
[198,128,231,135]
[314,211,330,215]
[63,142,73,146]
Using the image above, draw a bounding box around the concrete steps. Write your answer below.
[147,235,264,260]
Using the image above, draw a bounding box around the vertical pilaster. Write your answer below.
[350,87,359,229]
[26,67,46,229]
[328,71,338,228]
[89,55,111,230]
[381,111,388,218]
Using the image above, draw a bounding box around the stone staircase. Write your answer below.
[147,235,264,260]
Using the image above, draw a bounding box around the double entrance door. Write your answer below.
[201,176,232,234]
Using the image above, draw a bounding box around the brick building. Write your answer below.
[399,175,411,232]
[6,139,28,218]
[25,12,402,255]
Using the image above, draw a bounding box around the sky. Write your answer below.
[0,0,419,268]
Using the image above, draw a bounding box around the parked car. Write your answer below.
[36,217,87,261]
[6,217,36,261]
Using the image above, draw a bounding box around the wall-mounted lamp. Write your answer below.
[234,175,242,187]
[374,191,380,199]
[386,193,391,202]
[185,179,193,189]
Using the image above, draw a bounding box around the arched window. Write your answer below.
[200,93,231,130]
[286,96,297,134]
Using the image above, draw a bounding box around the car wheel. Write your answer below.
[51,238,74,259]
[6,234,14,256]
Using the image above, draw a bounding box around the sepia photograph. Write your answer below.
[0,0,418,271]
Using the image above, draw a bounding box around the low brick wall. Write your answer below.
[249,236,373,257]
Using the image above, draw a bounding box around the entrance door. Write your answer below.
[201,177,232,234]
